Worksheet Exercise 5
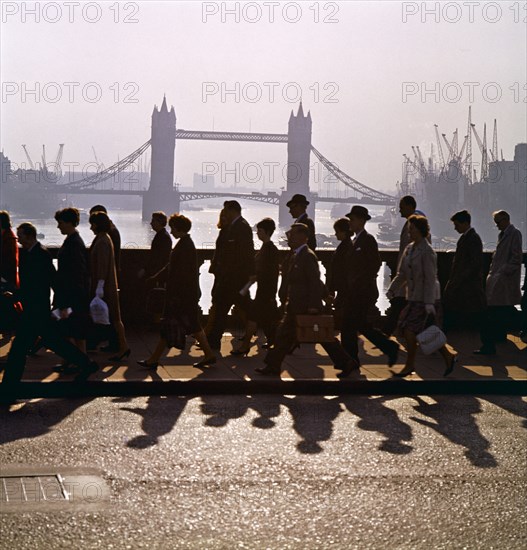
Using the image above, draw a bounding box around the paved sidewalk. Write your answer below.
[1,324,525,397]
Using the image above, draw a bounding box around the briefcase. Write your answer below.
[295,315,335,343]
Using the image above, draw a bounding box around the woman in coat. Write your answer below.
[231,217,280,354]
[53,207,91,369]
[387,215,457,377]
[138,214,216,368]
[89,211,129,361]
[0,210,19,292]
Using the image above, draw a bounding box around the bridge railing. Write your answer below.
[45,248,507,325]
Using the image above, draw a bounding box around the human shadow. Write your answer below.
[340,395,414,454]
[0,397,92,446]
[409,395,498,468]
[121,395,191,449]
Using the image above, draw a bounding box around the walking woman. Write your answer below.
[0,210,19,292]
[138,214,216,369]
[387,214,457,377]
[89,210,130,361]
[231,217,280,354]
[53,207,91,371]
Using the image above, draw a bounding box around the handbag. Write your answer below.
[89,296,110,325]
[416,324,447,355]
[295,314,335,343]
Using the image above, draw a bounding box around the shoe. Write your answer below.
[193,356,217,368]
[255,365,280,376]
[393,366,414,378]
[53,363,80,374]
[109,349,131,362]
[286,343,300,355]
[101,344,119,353]
[136,359,158,369]
[387,343,399,368]
[230,344,253,356]
[473,347,496,356]
[74,361,99,381]
[336,359,360,378]
[444,355,458,377]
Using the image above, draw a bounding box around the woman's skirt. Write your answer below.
[398,300,442,334]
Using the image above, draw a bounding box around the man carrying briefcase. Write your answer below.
[256,223,358,377]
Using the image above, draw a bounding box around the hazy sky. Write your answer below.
[1,0,525,192]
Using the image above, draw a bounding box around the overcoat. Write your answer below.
[443,227,485,312]
[486,224,523,306]
[388,238,439,304]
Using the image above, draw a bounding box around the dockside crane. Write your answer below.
[54,144,64,176]
[471,123,488,180]
[491,119,498,162]
[21,145,35,170]
[434,124,446,172]
[41,145,48,175]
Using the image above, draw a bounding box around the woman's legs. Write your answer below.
[233,320,257,352]
[148,337,167,363]
[395,329,417,376]
[192,329,216,360]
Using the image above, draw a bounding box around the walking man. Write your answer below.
[1,223,98,394]
[475,210,523,355]
[443,210,485,331]
[341,206,399,367]
[207,201,255,350]
[257,223,358,377]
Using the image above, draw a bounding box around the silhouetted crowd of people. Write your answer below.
[1,193,525,393]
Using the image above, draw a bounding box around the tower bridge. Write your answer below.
[55,97,396,222]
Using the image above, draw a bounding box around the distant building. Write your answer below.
[193,172,215,191]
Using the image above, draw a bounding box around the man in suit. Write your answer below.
[475,210,523,355]
[443,210,485,331]
[341,206,399,366]
[1,223,98,395]
[207,201,255,350]
[287,194,316,251]
[257,223,358,377]
[146,211,172,277]
[384,195,427,335]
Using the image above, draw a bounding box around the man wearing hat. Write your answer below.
[341,205,399,367]
[286,194,317,251]
[207,200,255,350]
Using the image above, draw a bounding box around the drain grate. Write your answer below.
[1,474,69,504]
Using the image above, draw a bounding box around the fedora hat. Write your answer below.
[346,205,371,221]
[286,194,310,207]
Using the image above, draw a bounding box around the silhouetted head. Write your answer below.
[333,217,352,241]
[492,210,510,232]
[450,210,471,234]
[408,214,429,241]
[16,222,37,249]
[0,210,11,230]
[222,200,242,224]
[288,223,309,249]
[256,217,276,242]
[169,213,191,238]
[89,211,111,234]
[89,204,107,214]
[150,211,167,232]
[399,195,417,219]
[287,194,309,218]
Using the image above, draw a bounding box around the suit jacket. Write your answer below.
[147,228,172,277]
[17,242,55,318]
[0,228,18,290]
[296,212,317,251]
[54,231,90,312]
[486,224,523,306]
[210,216,255,288]
[255,241,279,302]
[345,230,381,307]
[328,237,351,308]
[388,238,439,304]
[285,245,323,314]
[443,227,485,312]
[109,223,121,276]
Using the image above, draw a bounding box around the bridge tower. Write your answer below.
[142,96,180,220]
[279,102,315,226]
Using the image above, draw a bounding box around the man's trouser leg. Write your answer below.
[2,319,39,387]
[39,319,93,369]
[264,314,296,372]
[340,311,360,364]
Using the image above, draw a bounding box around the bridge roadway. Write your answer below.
[55,188,396,206]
